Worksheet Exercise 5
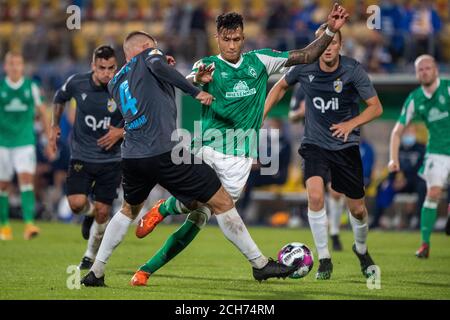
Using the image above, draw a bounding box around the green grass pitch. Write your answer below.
[1,221,449,300]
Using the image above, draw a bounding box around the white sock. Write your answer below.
[91,211,132,278]
[84,220,109,260]
[328,196,344,236]
[215,207,268,269]
[80,201,95,217]
[308,207,330,260]
[349,212,368,255]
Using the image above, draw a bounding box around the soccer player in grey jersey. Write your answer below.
[265,24,383,280]
[81,31,297,286]
[49,46,124,270]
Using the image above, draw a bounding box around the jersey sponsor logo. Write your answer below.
[85,115,111,131]
[308,75,315,82]
[107,98,117,113]
[248,66,257,78]
[333,79,343,93]
[312,97,339,113]
[428,107,449,122]
[4,98,28,112]
[225,81,256,98]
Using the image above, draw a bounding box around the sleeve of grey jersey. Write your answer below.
[145,55,200,98]
[352,64,377,101]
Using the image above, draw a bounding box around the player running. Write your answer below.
[80,31,298,287]
[264,23,382,280]
[131,4,349,286]
[0,51,51,240]
[49,45,124,269]
[389,55,450,258]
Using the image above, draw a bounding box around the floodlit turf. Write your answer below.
[1,221,449,300]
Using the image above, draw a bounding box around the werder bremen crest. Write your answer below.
[226,81,256,98]
[107,98,117,113]
[333,79,343,93]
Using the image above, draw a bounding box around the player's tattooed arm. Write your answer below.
[285,3,349,67]
[285,34,334,67]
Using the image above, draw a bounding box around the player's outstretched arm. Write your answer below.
[37,103,55,160]
[263,77,290,120]
[147,57,201,98]
[388,122,406,172]
[330,95,383,142]
[285,3,349,67]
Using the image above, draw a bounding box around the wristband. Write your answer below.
[325,27,335,37]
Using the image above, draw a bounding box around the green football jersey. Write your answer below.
[398,78,450,156]
[190,49,289,158]
[0,77,42,147]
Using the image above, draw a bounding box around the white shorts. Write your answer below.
[419,153,450,188]
[195,146,253,202]
[0,145,36,181]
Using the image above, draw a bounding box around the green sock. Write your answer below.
[139,220,200,274]
[159,196,187,217]
[0,192,9,227]
[21,189,36,224]
[421,199,438,245]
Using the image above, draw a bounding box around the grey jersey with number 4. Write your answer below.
[108,48,200,159]
[285,55,377,150]
[53,72,123,162]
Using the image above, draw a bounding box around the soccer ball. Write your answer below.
[278,242,314,279]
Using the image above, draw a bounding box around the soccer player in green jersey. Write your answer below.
[0,51,52,240]
[131,4,349,285]
[389,55,450,258]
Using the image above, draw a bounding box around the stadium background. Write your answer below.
[0,0,449,229]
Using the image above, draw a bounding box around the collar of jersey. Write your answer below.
[5,77,24,90]
[421,78,440,99]
[217,54,244,68]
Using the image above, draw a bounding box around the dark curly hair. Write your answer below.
[216,12,244,32]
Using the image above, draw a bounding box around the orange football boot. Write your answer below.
[24,224,40,240]
[0,226,13,240]
[130,270,151,286]
[136,199,165,238]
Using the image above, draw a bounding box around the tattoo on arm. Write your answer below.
[286,33,333,67]
[52,103,65,126]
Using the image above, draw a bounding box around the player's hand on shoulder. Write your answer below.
[195,91,214,106]
[327,3,349,32]
[388,159,400,173]
[195,64,215,85]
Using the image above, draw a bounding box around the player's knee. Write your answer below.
[427,188,442,202]
[349,204,366,220]
[94,204,110,224]
[308,193,324,211]
[68,199,87,214]
[209,187,234,213]
[187,207,211,228]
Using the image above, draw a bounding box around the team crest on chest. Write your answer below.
[24,90,30,99]
[107,98,117,113]
[248,66,257,79]
[333,79,343,93]
[439,95,446,105]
